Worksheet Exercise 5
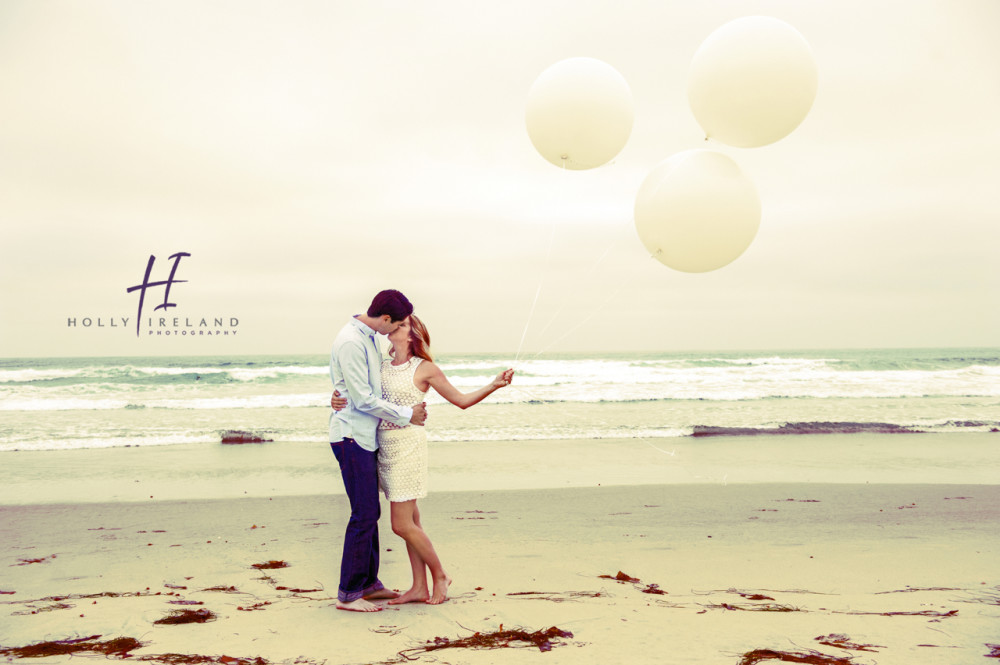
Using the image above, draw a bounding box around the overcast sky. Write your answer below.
[2,0,998,358]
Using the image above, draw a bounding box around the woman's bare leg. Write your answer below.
[398,503,429,601]
[389,500,451,604]
[390,502,429,604]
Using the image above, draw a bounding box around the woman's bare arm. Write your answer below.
[420,362,513,410]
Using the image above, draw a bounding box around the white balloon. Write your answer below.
[634,150,760,273]
[688,16,818,148]
[525,57,634,170]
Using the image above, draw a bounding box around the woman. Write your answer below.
[331,314,513,605]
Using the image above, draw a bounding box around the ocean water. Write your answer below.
[1,348,998,453]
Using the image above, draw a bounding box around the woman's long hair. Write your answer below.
[408,314,433,362]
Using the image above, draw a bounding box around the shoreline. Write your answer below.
[2,431,999,507]
[2,482,998,664]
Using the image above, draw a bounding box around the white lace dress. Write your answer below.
[377,357,429,502]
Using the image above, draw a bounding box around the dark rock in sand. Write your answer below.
[219,429,273,444]
[691,422,922,437]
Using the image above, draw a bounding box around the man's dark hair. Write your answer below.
[367,289,413,322]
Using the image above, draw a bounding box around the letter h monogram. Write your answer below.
[126,252,191,336]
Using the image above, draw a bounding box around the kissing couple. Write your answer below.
[328,289,514,612]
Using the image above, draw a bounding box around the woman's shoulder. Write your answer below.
[414,358,439,374]
[413,356,440,372]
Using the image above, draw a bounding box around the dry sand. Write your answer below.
[2,481,998,664]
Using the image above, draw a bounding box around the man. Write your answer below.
[329,289,428,612]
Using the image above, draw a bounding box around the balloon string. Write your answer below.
[512,212,636,406]
[513,160,567,366]
[642,438,677,457]
[513,276,545,365]
[531,220,629,343]
[503,244,645,407]
[522,224,644,363]
[513,215,557,366]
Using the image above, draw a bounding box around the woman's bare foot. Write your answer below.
[336,598,382,612]
[427,575,452,605]
[364,588,400,601]
[388,586,430,605]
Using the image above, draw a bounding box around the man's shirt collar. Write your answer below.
[351,315,377,339]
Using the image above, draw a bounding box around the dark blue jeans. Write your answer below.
[330,438,386,602]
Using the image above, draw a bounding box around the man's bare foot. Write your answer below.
[364,588,400,601]
[427,575,452,605]
[336,598,382,612]
[388,587,430,605]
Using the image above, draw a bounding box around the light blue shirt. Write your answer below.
[328,316,413,451]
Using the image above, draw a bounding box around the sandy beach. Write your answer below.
[2,437,999,664]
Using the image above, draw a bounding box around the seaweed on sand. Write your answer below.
[139,657,269,665]
[14,555,56,566]
[0,635,144,658]
[874,586,959,594]
[731,590,775,601]
[737,649,855,664]
[814,634,883,652]
[706,602,801,612]
[275,586,322,593]
[8,589,173,615]
[12,601,75,615]
[834,608,958,618]
[35,590,163,601]
[397,626,574,659]
[140,656,317,665]
[153,608,217,625]
[506,590,603,602]
[598,571,668,596]
[0,639,323,665]
[985,643,1000,659]
[251,560,289,570]
[959,587,1000,606]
